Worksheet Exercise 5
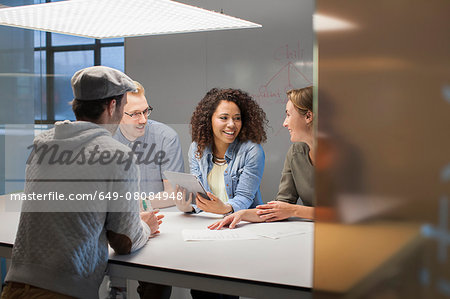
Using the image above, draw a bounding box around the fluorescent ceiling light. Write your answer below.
[0,0,261,39]
[313,14,356,32]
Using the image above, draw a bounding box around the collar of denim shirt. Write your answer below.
[203,139,239,163]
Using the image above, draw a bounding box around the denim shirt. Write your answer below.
[189,140,265,213]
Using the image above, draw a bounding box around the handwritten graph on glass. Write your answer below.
[252,41,313,105]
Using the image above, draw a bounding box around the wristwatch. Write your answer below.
[224,205,234,216]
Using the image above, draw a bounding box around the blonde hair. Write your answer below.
[132,80,145,96]
[286,86,312,116]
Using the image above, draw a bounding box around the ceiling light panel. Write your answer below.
[0,0,261,39]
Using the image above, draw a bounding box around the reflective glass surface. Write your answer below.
[101,46,125,71]
[51,32,95,46]
[33,30,45,48]
[54,51,94,120]
[101,38,124,44]
[34,50,46,120]
[314,1,450,298]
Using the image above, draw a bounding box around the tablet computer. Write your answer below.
[163,171,210,201]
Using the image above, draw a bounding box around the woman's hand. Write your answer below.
[208,209,262,230]
[174,185,194,213]
[255,201,297,222]
[196,192,232,215]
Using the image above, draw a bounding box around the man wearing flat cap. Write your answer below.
[2,66,162,299]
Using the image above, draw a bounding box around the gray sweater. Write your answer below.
[6,121,150,298]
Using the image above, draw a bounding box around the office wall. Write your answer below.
[125,0,314,202]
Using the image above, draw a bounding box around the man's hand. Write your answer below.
[140,209,164,235]
[174,185,194,213]
[149,180,177,209]
[196,192,232,215]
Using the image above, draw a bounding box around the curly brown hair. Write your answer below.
[190,88,268,157]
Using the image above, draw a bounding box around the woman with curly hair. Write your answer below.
[175,87,268,217]
[208,86,315,230]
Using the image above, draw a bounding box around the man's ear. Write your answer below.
[108,99,116,117]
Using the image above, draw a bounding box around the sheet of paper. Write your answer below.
[182,229,259,241]
[257,230,305,239]
[249,222,313,239]
[196,212,225,219]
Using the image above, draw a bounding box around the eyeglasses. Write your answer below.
[124,106,153,120]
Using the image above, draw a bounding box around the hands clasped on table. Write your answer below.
[255,201,296,222]
[208,201,299,230]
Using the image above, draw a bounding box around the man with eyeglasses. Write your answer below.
[112,80,184,299]
[114,81,184,209]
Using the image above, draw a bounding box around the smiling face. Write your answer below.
[283,99,312,142]
[119,92,149,141]
[211,100,242,149]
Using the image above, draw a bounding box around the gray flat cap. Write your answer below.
[71,66,136,101]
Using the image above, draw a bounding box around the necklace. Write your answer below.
[213,155,227,166]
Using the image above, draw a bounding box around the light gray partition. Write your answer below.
[125,0,314,202]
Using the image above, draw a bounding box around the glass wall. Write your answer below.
[34,31,124,123]
[314,0,450,298]
[0,0,34,196]
[0,0,125,196]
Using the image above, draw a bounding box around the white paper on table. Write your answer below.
[249,222,313,239]
[257,230,305,239]
[182,229,259,241]
[196,212,224,219]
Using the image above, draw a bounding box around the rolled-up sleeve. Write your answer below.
[228,144,265,212]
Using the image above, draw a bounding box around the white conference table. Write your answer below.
[0,209,313,298]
